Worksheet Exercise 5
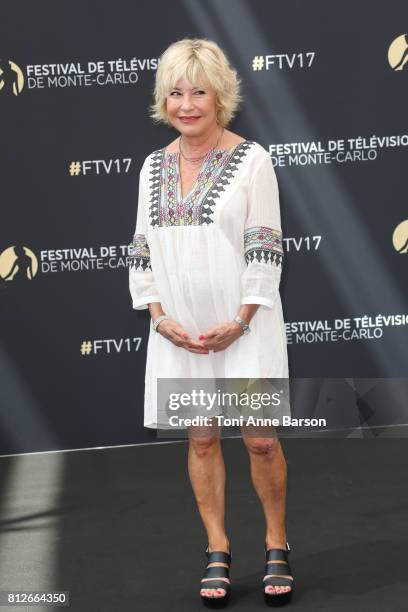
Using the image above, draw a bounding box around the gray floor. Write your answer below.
[0,433,407,611]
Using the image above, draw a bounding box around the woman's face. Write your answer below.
[166,77,218,137]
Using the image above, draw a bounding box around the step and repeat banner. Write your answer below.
[1,0,407,454]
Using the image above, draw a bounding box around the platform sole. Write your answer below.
[264,588,292,606]
[201,590,231,608]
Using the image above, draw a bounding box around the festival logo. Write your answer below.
[0,245,38,281]
[392,219,408,254]
[0,59,24,95]
[388,34,408,71]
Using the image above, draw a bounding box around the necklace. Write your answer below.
[179,126,224,164]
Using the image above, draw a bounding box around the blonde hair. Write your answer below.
[149,38,243,128]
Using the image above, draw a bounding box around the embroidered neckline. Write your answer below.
[148,140,255,227]
[165,141,249,204]
[176,147,217,203]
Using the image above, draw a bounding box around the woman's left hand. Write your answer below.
[198,321,244,352]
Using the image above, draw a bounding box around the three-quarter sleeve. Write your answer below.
[128,161,161,310]
[240,154,284,310]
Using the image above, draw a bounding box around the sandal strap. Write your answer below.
[201,579,231,592]
[205,550,231,564]
[203,566,230,579]
[265,547,289,563]
[263,576,293,587]
[264,562,292,576]
[265,541,290,553]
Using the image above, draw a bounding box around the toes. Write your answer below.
[265,585,292,595]
[201,587,226,598]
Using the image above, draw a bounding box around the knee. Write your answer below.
[244,436,279,456]
[189,436,220,458]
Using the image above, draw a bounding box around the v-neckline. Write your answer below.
[170,141,247,203]
[177,147,213,203]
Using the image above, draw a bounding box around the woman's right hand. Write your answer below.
[156,318,209,354]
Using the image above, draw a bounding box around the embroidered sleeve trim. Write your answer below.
[129,233,152,271]
[244,226,283,267]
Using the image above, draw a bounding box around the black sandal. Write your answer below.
[263,541,294,606]
[200,545,232,608]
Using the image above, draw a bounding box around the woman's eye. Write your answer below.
[169,90,205,96]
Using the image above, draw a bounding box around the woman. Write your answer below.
[128,38,293,607]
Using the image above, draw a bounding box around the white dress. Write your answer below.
[128,140,289,428]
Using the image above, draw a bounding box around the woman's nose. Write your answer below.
[180,95,194,110]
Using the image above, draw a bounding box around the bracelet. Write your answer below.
[152,314,168,332]
[233,315,251,335]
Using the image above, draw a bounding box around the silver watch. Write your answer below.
[233,316,251,334]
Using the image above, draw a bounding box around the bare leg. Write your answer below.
[241,424,292,595]
[188,421,230,599]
